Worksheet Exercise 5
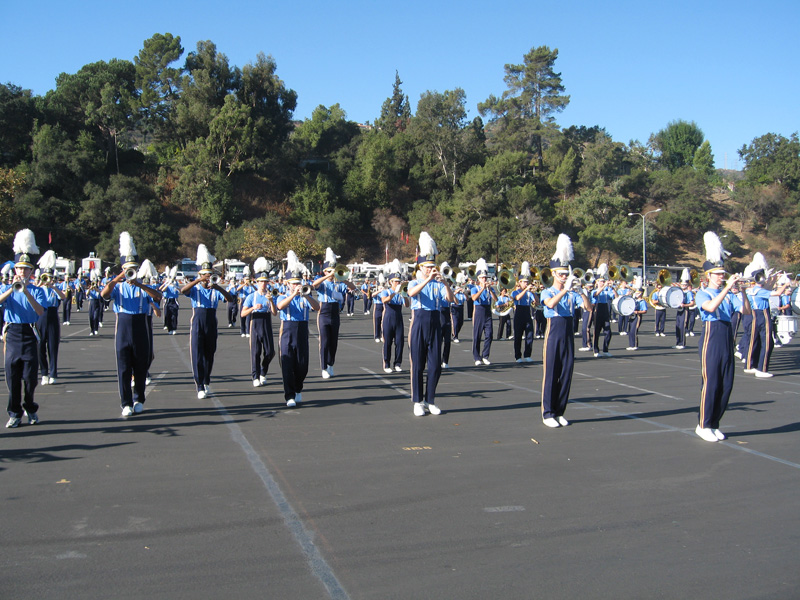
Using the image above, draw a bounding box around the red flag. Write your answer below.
[49,232,52,244]
[400,230,404,241]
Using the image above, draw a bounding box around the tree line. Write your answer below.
[1,34,798,272]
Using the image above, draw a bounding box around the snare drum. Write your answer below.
[612,295,636,316]
[658,286,684,309]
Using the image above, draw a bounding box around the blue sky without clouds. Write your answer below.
[3,0,798,169]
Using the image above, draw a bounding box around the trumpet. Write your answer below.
[13,281,25,292]
[124,267,138,281]
[465,264,477,280]
[300,284,313,296]
[582,269,595,284]
[609,264,634,282]
[398,282,409,297]
[39,273,52,284]
[332,264,350,282]
[497,264,517,291]
[210,273,221,285]
[440,262,459,283]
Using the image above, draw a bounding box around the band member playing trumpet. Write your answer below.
[241,258,277,387]
[742,253,790,378]
[36,251,66,386]
[372,278,384,343]
[181,245,236,399]
[378,262,410,373]
[693,232,739,442]
[2,230,46,428]
[408,233,455,416]
[87,271,103,335]
[102,232,163,417]
[471,258,497,366]
[159,266,180,335]
[276,256,320,408]
[540,234,590,428]
[512,265,536,363]
[495,289,512,340]
[313,248,358,379]
[450,284,466,343]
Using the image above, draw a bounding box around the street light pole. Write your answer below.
[628,208,661,294]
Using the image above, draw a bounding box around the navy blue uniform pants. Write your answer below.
[317,302,340,370]
[164,299,179,332]
[36,307,60,378]
[115,313,150,408]
[450,305,464,341]
[372,303,384,340]
[382,304,404,368]
[593,304,612,353]
[513,305,534,359]
[439,308,452,365]
[89,299,102,332]
[698,320,734,429]
[541,316,574,420]
[654,308,666,334]
[5,323,39,418]
[472,305,493,361]
[746,309,773,372]
[627,314,642,348]
[190,308,218,391]
[249,312,275,380]
[581,308,593,348]
[675,309,688,346]
[279,321,309,401]
[409,309,442,405]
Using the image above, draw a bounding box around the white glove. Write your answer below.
[564,266,576,290]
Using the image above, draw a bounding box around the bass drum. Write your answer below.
[791,287,800,316]
[612,295,636,317]
[777,315,798,345]
[658,285,684,309]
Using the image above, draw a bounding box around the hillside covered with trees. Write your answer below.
[1,34,799,273]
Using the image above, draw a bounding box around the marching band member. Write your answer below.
[235,276,256,337]
[159,266,180,335]
[139,262,162,385]
[241,258,277,387]
[650,283,667,336]
[87,270,103,335]
[439,275,453,369]
[450,280,466,343]
[408,232,455,416]
[181,245,236,399]
[378,261,410,373]
[540,234,590,428]
[313,248,357,379]
[742,253,789,378]
[2,230,46,428]
[512,263,536,363]
[58,275,74,325]
[471,258,497,366]
[276,254,320,407]
[36,251,66,385]
[694,232,739,442]
[674,269,693,349]
[361,279,371,315]
[616,279,630,335]
[372,276,384,343]
[101,232,162,417]
[495,289,512,340]
[578,281,594,351]
[533,283,546,338]
[626,277,647,350]
[345,283,356,316]
[590,265,615,357]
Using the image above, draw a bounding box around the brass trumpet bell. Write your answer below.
[539,267,554,288]
[530,266,541,281]
[609,264,634,282]
[465,265,477,280]
[497,265,516,290]
[657,269,673,287]
[689,269,701,288]
[440,262,459,283]
[39,273,52,284]
[332,264,351,282]
[572,268,585,281]
[124,267,138,281]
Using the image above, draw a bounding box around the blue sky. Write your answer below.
[3,0,798,169]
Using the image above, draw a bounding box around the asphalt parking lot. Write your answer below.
[2,306,800,599]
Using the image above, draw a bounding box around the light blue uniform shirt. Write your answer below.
[278,295,310,321]
[541,287,575,318]
[3,285,46,323]
[378,288,405,306]
[410,278,446,311]
[696,288,734,322]
[470,285,493,306]
[746,286,771,310]
[110,283,156,315]
[186,285,223,309]
[316,280,347,304]
[513,290,534,306]
[243,291,274,314]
